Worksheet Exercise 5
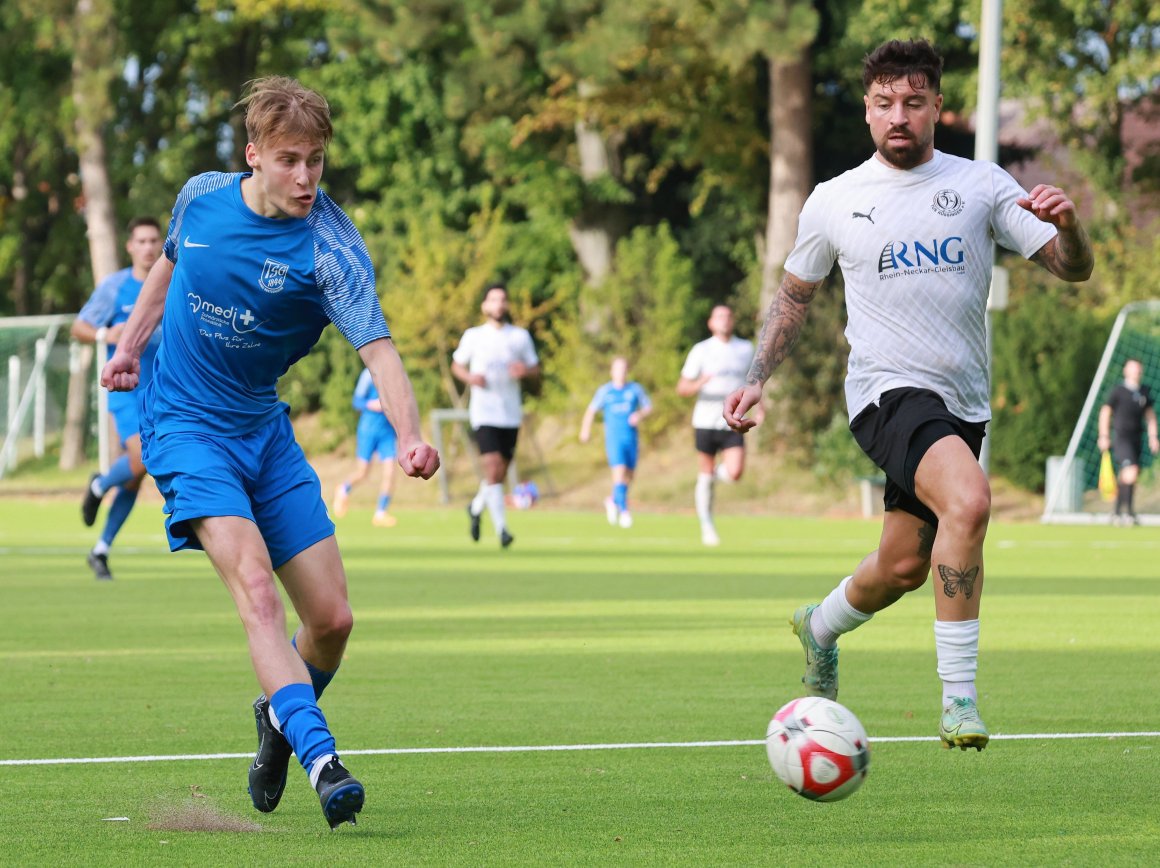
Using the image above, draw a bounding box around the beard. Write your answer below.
[875,129,931,170]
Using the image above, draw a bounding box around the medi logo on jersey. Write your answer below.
[187,292,264,349]
[877,236,967,281]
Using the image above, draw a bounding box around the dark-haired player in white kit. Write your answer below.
[724,39,1093,751]
[452,284,540,548]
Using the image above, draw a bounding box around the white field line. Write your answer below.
[2,731,1157,767]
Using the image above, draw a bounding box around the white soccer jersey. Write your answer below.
[784,150,1057,423]
[452,323,539,429]
[681,336,755,430]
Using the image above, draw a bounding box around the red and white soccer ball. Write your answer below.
[765,696,870,802]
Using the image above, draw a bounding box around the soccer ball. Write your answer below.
[765,696,870,802]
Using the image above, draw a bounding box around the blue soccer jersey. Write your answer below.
[146,172,389,437]
[589,382,651,444]
[78,268,161,436]
[352,368,397,460]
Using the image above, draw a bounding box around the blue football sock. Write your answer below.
[269,682,337,770]
[613,483,628,512]
[292,633,337,699]
[377,493,391,513]
[95,454,133,495]
[100,486,139,547]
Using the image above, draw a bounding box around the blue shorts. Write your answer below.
[356,422,397,462]
[605,436,639,471]
[141,411,334,568]
[108,391,141,446]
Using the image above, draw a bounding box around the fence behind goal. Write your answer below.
[0,315,79,477]
[1043,300,1160,524]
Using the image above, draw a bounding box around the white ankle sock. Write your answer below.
[470,481,487,516]
[934,619,979,706]
[484,482,507,536]
[695,473,714,524]
[811,576,872,648]
[309,753,338,789]
[91,539,110,556]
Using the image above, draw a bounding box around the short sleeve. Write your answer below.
[782,187,838,283]
[163,172,236,263]
[680,343,703,380]
[312,197,391,350]
[988,164,1058,260]
[452,329,474,366]
[634,383,652,410]
[76,272,122,328]
[588,383,609,412]
[520,329,539,366]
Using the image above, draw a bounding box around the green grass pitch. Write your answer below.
[2,498,1159,865]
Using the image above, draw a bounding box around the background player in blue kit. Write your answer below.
[71,216,164,580]
[101,77,440,829]
[333,367,399,527]
[579,357,651,528]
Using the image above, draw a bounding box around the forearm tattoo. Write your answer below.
[917,523,936,560]
[938,564,979,599]
[746,274,820,385]
[1032,229,1093,282]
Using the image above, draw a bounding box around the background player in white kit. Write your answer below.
[724,39,1093,751]
[678,304,760,546]
[452,284,540,548]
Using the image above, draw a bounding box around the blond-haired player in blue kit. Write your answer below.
[102,77,439,828]
[725,39,1093,752]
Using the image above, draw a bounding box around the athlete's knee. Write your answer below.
[938,488,991,541]
[304,602,354,647]
[234,569,283,629]
[883,554,930,593]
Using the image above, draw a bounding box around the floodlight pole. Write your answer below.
[975,0,1003,474]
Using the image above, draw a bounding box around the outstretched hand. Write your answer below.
[101,350,141,392]
[1017,184,1079,229]
[723,383,763,432]
[400,443,441,479]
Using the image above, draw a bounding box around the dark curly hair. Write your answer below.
[862,39,943,94]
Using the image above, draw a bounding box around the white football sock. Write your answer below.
[470,480,487,516]
[309,753,338,789]
[811,576,872,648]
[934,619,979,706]
[91,539,110,557]
[695,473,714,524]
[485,482,507,536]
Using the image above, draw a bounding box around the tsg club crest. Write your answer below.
[259,258,289,293]
[932,189,964,217]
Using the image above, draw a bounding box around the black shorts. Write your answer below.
[1112,435,1141,470]
[473,425,519,461]
[849,388,987,528]
[694,427,745,456]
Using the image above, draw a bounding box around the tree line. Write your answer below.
[2,0,1157,489]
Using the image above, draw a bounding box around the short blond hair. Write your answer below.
[236,76,333,150]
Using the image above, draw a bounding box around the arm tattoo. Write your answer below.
[746,273,821,385]
[938,564,979,599]
[1031,229,1093,282]
[917,523,936,560]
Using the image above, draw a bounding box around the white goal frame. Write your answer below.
[1042,300,1160,525]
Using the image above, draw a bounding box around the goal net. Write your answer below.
[0,315,75,477]
[1043,301,1160,524]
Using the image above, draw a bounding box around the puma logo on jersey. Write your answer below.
[852,207,876,224]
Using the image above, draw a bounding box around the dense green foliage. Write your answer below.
[2,0,1157,488]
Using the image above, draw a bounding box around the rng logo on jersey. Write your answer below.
[259,258,289,293]
[878,237,966,280]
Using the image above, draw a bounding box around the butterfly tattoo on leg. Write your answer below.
[938,564,979,599]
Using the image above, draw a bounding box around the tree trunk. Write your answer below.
[568,80,627,334]
[61,0,120,471]
[760,49,813,314]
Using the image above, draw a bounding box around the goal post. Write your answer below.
[1043,301,1160,524]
